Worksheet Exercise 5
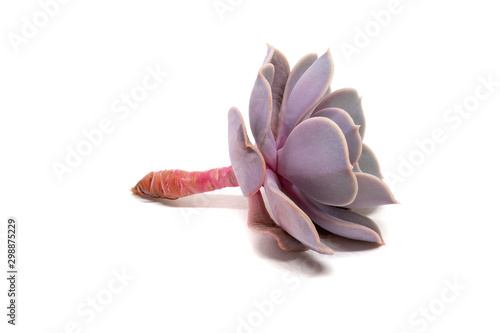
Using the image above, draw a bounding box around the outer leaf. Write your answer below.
[249,63,274,146]
[228,107,266,197]
[277,117,357,206]
[277,50,333,148]
[323,86,331,100]
[281,53,317,108]
[312,107,362,165]
[343,173,398,209]
[263,45,290,138]
[247,191,308,252]
[259,128,277,171]
[264,169,333,255]
[315,88,366,138]
[283,182,384,244]
[358,143,383,179]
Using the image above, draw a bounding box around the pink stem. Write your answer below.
[131,166,239,200]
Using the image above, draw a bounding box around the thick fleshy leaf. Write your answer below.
[264,169,333,255]
[247,191,308,252]
[283,182,384,244]
[279,52,318,126]
[281,53,317,107]
[259,128,277,171]
[358,143,383,179]
[277,50,334,148]
[263,45,290,138]
[249,63,274,146]
[228,107,266,197]
[314,88,366,138]
[313,107,362,165]
[315,224,335,239]
[277,117,357,206]
[323,86,331,100]
[343,173,398,209]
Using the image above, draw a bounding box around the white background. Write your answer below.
[1,0,499,332]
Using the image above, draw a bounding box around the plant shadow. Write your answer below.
[133,191,383,277]
[248,232,333,278]
[248,232,384,277]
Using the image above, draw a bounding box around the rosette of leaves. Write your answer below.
[228,45,397,254]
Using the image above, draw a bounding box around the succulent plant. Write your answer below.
[228,45,397,254]
[132,45,397,255]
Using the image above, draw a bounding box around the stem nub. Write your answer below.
[131,166,239,200]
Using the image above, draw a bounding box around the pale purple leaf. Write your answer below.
[281,52,317,107]
[277,50,333,148]
[263,45,290,138]
[283,183,384,244]
[247,191,308,252]
[228,107,266,197]
[313,107,362,165]
[249,64,274,146]
[343,173,398,209]
[264,169,333,255]
[358,143,383,179]
[277,117,357,206]
[259,128,277,171]
[315,88,366,138]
